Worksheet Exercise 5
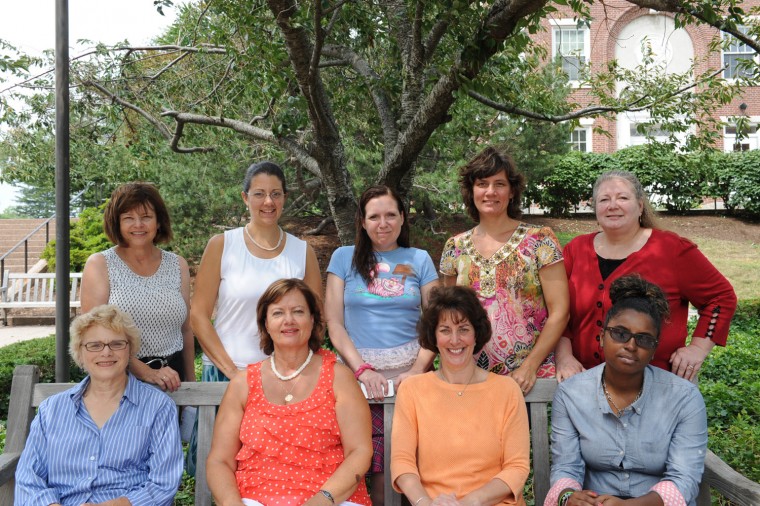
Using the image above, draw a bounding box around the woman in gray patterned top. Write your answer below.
[81,182,194,391]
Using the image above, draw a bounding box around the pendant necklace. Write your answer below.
[281,374,302,403]
[438,367,476,397]
[271,349,314,381]
[245,224,284,251]
[602,371,642,417]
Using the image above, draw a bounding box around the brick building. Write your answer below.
[533,1,760,153]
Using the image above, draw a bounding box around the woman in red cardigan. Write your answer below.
[556,170,736,383]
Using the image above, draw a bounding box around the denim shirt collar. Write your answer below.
[595,364,654,416]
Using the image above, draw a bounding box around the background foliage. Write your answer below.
[536,146,760,218]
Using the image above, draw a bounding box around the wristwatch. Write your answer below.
[319,489,335,504]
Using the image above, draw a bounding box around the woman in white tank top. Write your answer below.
[190,161,322,382]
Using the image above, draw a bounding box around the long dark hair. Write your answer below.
[352,185,410,284]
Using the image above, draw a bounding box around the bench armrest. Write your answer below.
[0,452,21,486]
[702,449,760,505]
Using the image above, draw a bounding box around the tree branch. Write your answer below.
[249,96,277,125]
[466,65,727,122]
[149,51,191,81]
[168,121,215,153]
[378,0,550,187]
[423,18,450,63]
[309,0,325,83]
[191,58,235,107]
[82,79,174,140]
[322,45,398,146]
[627,0,760,53]
[161,110,321,176]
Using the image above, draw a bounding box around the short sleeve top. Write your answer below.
[439,224,563,376]
[327,246,438,350]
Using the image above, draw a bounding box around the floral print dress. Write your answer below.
[440,224,563,377]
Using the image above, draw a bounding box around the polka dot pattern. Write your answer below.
[543,477,582,506]
[103,248,186,358]
[235,350,371,506]
[651,481,687,506]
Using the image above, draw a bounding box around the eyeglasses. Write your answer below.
[81,340,129,352]
[247,190,285,201]
[603,327,658,350]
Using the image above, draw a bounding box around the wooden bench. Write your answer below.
[1,368,758,506]
[0,270,83,325]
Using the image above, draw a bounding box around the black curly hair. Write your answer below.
[604,274,670,337]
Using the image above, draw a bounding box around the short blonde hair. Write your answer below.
[70,305,141,369]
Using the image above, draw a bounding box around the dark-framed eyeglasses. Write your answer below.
[81,340,129,352]
[246,190,285,201]
[603,327,658,350]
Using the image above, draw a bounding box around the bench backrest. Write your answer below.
[0,366,557,506]
[1,271,83,306]
[0,365,227,506]
[373,379,556,506]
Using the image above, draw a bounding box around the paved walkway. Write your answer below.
[0,325,55,348]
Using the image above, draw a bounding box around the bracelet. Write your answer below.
[354,362,375,379]
[414,497,429,505]
[558,489,576,506]
[319,489,335,504]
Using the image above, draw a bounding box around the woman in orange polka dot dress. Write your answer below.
[207,278,372,506]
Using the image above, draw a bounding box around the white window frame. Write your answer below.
[722,25,758,80]
[551,19,591,86]
[721,115,760,151]
[569,127,593,152]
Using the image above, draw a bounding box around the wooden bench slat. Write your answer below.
[3,371,759,506]
[0,273,84,323]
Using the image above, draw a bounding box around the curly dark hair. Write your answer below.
[352,185,410,284]
[418,286,492,355]
[103,182,172,246]
[604,274,670,338]
[257,278,324,355]
[458,146,526,222]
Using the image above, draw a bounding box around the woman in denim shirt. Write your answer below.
[545,275,707,506]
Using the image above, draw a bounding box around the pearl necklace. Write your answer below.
[438,367,477,397]
[602,371,642,417]
[245,224,284,251]
[271,349,313,382]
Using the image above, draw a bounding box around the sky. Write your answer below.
[0,0,179,211]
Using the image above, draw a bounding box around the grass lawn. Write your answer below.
[691,237,760,301]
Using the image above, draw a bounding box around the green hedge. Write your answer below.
[0,336,86,420]
[699,298,760,482]
[536,146,760,218]
[42,204,111,272]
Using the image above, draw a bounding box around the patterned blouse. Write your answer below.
[440,224,563,377]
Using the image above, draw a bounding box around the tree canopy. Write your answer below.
[1,0,759,244]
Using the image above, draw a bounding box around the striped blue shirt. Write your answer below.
[15,373,183,506]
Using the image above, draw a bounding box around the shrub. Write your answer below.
[0,336,86,420]
[41,204,111,272]
[699,299,760,482]
[540,147,760,218]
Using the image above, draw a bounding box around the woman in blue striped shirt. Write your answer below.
[15,305,184,506]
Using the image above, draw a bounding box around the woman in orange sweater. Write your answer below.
[391,286,530,506]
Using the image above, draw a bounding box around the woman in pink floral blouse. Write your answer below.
[440,146,569,394]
